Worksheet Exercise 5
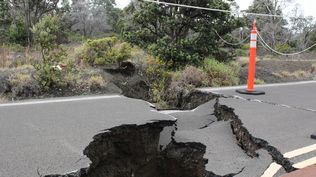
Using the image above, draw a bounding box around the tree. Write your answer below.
[31,15,66,90]
[65,0,117,36]
[123,0,241,69]
[289,4,316,50]
[7,0,60,46]
[246,0,292,48]
[0,0,11,42]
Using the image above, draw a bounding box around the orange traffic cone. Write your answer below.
[236,20,265,95]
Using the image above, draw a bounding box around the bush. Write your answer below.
[8,16,28,45]
[144,56,172,106]
[164,66,209,108]
[202,58,239,87]
[77,37,132,66]
[254,79,265,85]
[275,44,293,53]
[87,75,107,91]
[8,69,40,98]
[173,66,209,88]
[31,15,67,90]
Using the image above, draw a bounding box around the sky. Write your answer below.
[115,0,316,18]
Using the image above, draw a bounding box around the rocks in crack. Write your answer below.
[156,142,208,177]
[254,138,296,173]
[214,99,259,157]
[214,98,296,173]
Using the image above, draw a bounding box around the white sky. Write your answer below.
[116,0,316,18]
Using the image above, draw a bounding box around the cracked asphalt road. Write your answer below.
[199,81,316,176]
[0,95,174,177]
[1,81,316,177]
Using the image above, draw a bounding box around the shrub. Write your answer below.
[275,44,293,53]
[77,37,132,66]
[150,71,172,107]
[87,75,107,91]
[144,56,172,106]
[235,49,248,57]
[8,72,39,98]
[254,79,265,85]
[31,15,68,90]
[173,66,209,88]
[8,16,28,45]
[202,58,239,87]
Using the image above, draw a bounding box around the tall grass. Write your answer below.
[0,44,41,68]
[0,46,10,68]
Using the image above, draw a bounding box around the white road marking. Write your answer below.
[0,95,121,107]
[261,163,282,177]
[261,143,316,177]
[293,157,316,169]
[198,81,316,92]
[284,144,316,159]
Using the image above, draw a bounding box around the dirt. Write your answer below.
[240,60,316,84]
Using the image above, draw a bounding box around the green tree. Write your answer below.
[31,15,66,90]
[8,0,60,46]
[123,0,240,69]
[0,0,11,42]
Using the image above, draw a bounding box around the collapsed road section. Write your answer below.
[2,89,316,177]
[45,120,226,177]
[44,90,314,177]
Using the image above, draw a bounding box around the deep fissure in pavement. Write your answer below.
[45,119,242,177]
[44,91,298,177]
[214,97,297,173]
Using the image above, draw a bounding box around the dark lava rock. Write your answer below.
[104,61,136,76]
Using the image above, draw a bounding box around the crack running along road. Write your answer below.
[262,143,316,177]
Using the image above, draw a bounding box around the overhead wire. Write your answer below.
[142,0,284,18]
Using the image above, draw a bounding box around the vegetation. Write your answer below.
[1,0,316,106]
[123,0,243,69]
[202,59,240,87]
[31,15,66,90]
[77,37,131,66]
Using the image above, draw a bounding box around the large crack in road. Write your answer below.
[214,98,296,173]
[44,92,302,177]
[44,119,242,177]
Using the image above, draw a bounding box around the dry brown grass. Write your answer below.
[273,70,309,78]
[312,63,316,74]
[0,47,10,68]
[0,45,42,68]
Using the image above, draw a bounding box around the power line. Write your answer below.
[257,30,316,56]
[142,0,284,18]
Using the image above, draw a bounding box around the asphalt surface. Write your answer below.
[198,81,316,176]
[165,101,272,176]
[200,81,316,111]
[0,95,174,177]
[2,81,316,177]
